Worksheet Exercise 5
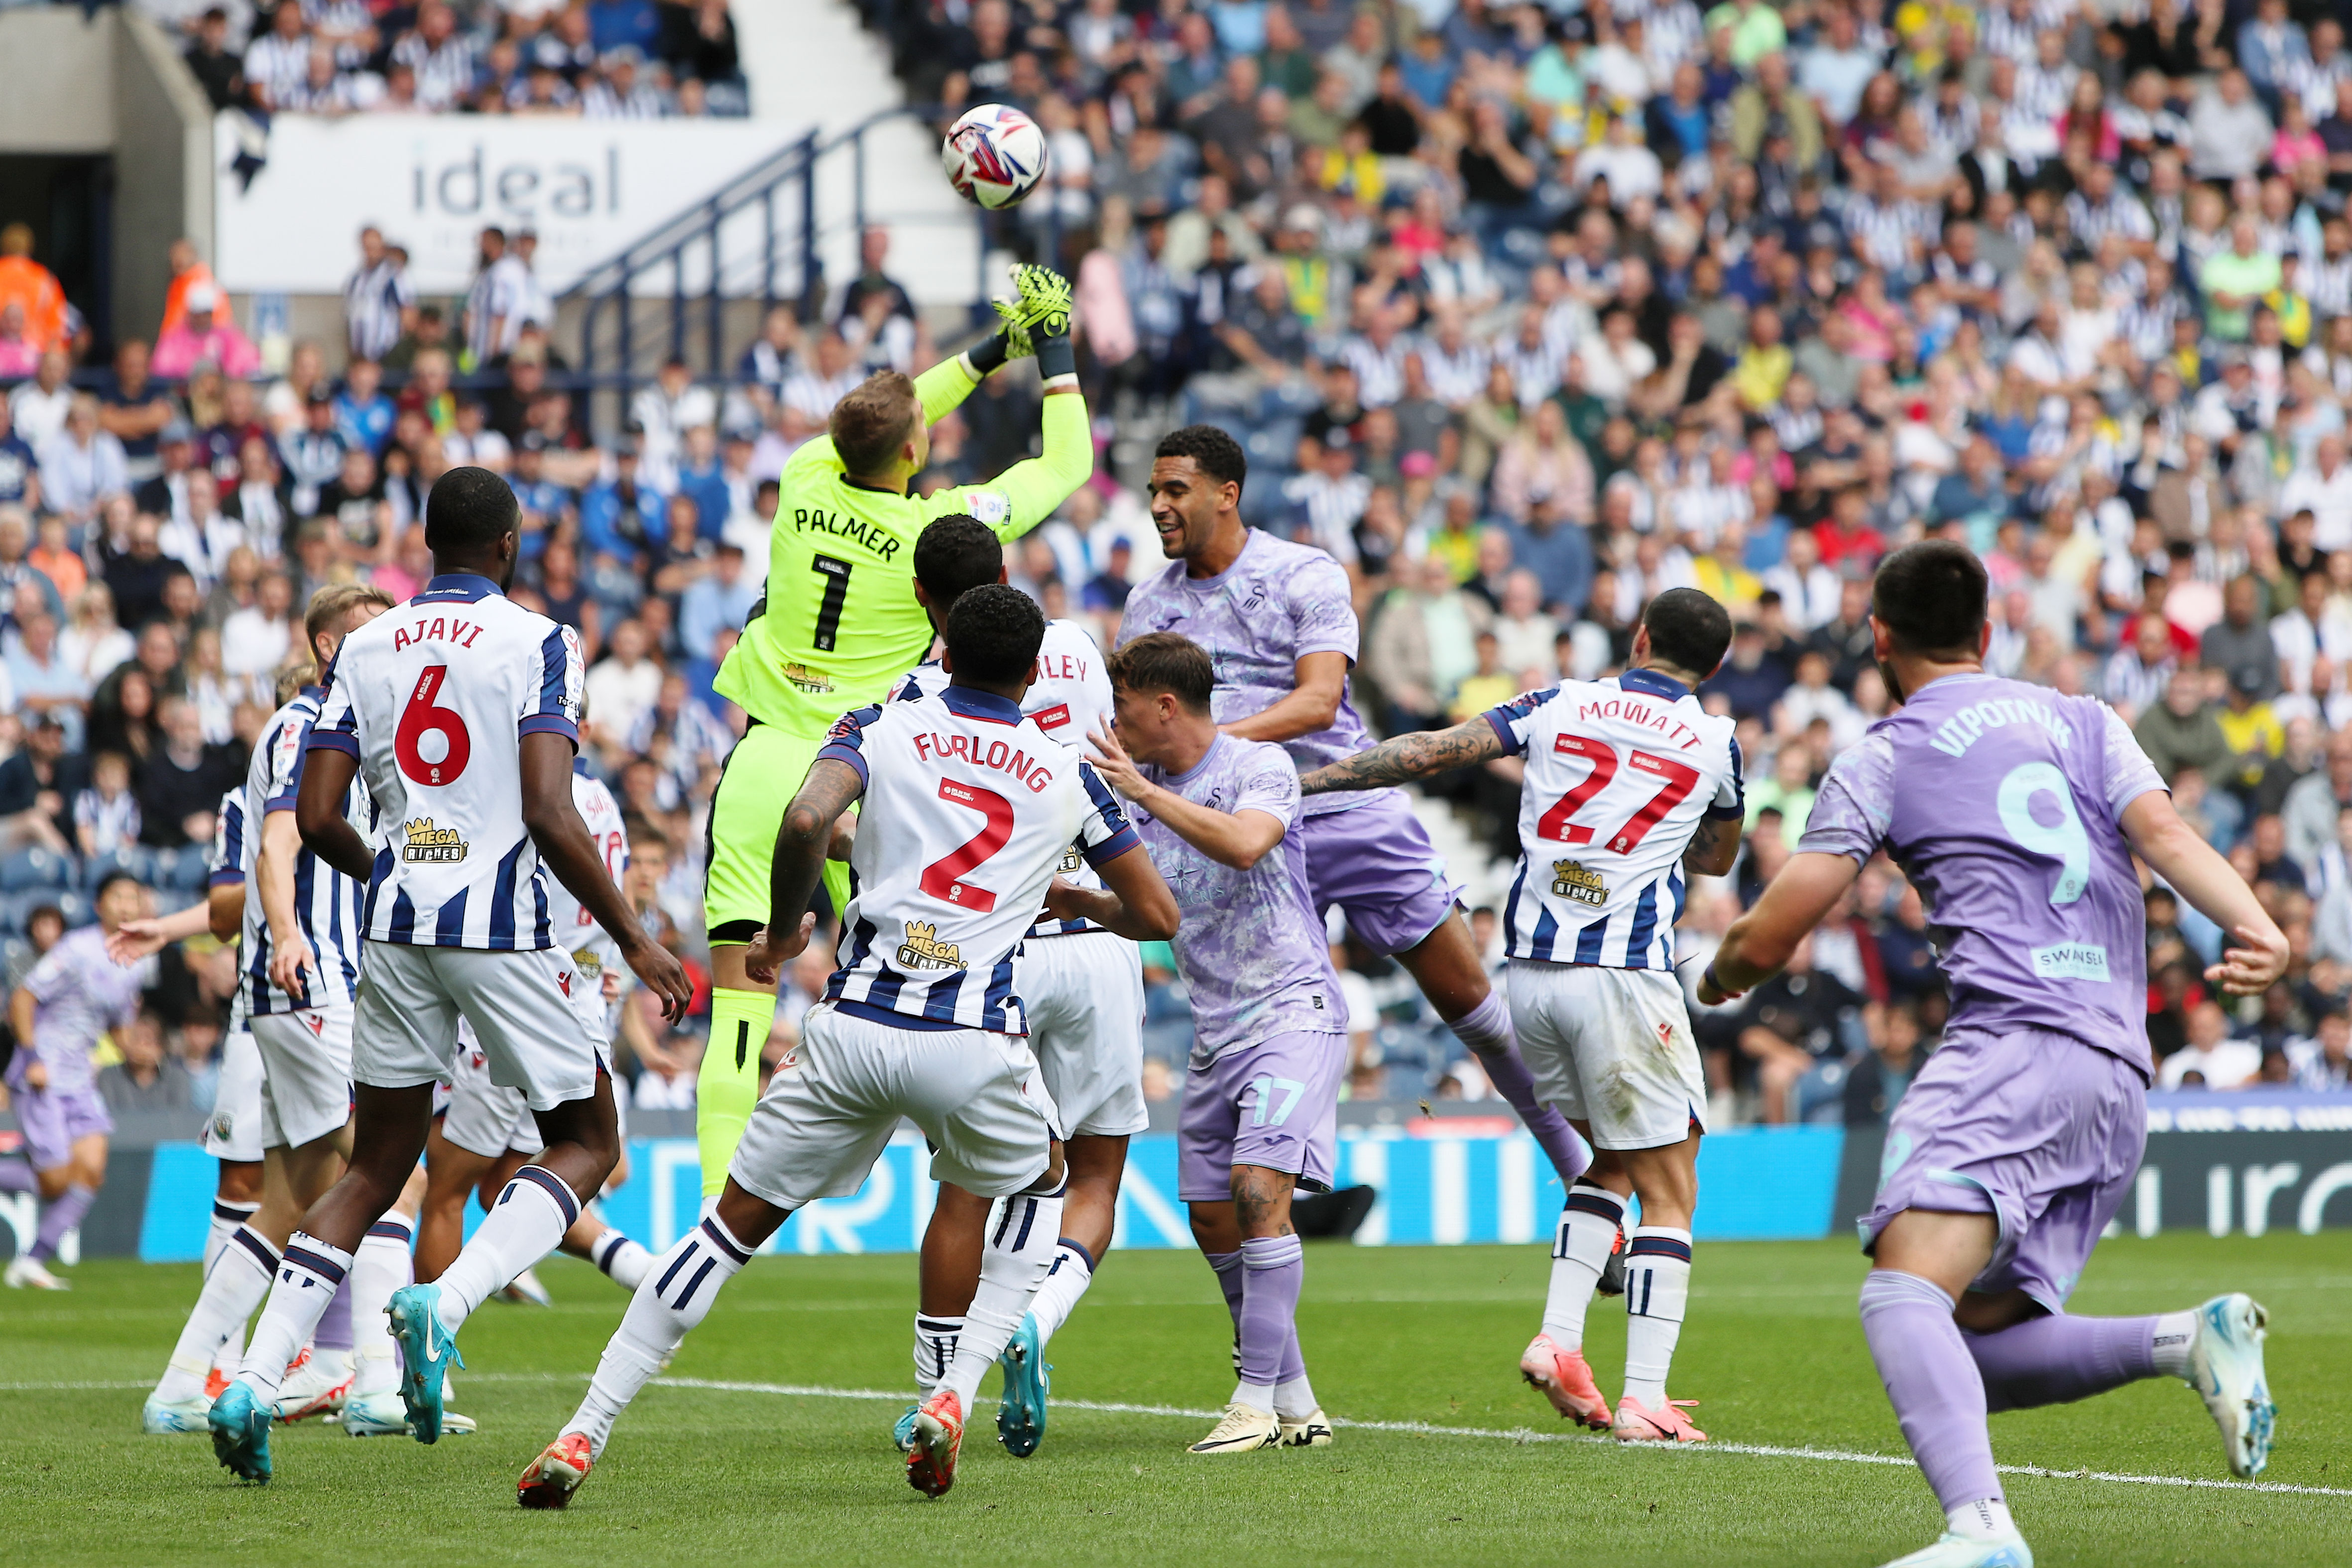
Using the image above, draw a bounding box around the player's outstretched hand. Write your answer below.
[740,912,820,989]
[1084,724,1150,802]
[623,931,696,1023]
[106,919,171,967]
[2207,922,2290,996]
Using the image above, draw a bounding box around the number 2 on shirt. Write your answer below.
[921,778,1012,911]
[1534,736,1700,853]
[395,665,472,787]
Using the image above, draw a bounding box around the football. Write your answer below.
[941,103,1047,210]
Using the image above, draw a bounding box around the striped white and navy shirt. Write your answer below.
[308,574,584,951]
[343,259,414,362]
[888,618,1117,939]
[817,685,1139,1034]
[209,786,249,893]
[1485,669,1743,970]
[241,688,373,1016]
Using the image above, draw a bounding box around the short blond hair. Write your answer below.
[305,583,395,678]
[828,371,920,476]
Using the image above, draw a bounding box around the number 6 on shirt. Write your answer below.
[395,665,473,787]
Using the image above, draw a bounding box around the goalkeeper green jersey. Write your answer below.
[715,358,1091,738]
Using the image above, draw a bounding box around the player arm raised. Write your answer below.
[1296,714,1506,794]
[1087,724,1286,869]
[743,755,866,985]
[975,265,1090,537]
[518,732,692,1020]
[2119,790,2288,994]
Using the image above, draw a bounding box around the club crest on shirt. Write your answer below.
[1550,858,1607,906]
[895,921,965,971]
[403,817,468,862]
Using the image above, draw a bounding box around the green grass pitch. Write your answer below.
[2,1231,2346,1566]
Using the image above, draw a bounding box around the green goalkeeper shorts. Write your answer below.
[703,723,854,941]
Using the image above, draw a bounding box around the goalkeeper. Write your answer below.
[694,265,1089,1194]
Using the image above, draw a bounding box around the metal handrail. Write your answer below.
[565,104,959,407]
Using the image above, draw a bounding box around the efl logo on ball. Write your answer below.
[942,104,1046,210]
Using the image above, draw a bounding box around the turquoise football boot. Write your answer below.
[996,1314,1050,1458]
[208,1380,271,1482]
[385,1283,466,1444]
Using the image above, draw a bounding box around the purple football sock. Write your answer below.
[1966,1314,2159,1413]
[1450,994,1592,1185]
[313,1274,355,1353]
[1206,1248,1245,1327]
[1860,1269,2003,1513]
[28,1183,95,1264]
[1278,1322,1306,1384]
[1237,1235,1304,1388]
[0,1160,35,1195]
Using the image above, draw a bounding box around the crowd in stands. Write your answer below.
[151,0,748,119]
[10,0,2352,1123]
[849,0,2352,1115]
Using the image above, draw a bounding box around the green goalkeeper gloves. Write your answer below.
[967,263,1077,380]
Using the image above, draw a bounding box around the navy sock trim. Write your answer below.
[1627,1235,1693,1263]
[213,1199,258,1222]
[283,1244,347,1286]
[698,1216,751,1267]
[366,1219,414,1245]
[508,1164,582,1228]
[230,1226,280,1271]
[1056,1237,1096,1273]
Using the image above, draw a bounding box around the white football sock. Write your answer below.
[1274,1373,1319,1420]
[236,1231,350,1404]
[591,1229,655,1293]
[1026,1240,1096,1348]
[349,1216,413,1399]
[155,1224,278,1403]
[943,1186,1063,1410]
[1622,1226,1692,1410]
[1231,1380,1275,1415]
[1542,1184,1626,1351]
[912,1314,964,1396]
[1948,1498,2018,1542]
[563,1214,752,1458]
[433,1166,579,1337]
[2152,1310,2198,1378]
[205,1198,258,1275]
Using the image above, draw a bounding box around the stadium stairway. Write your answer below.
[733,0,980,311]
[1405,792,1511,913]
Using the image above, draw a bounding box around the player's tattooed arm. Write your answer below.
[1297,717,1505,795]
[746,757,866,985]
[1683,814,1743,878]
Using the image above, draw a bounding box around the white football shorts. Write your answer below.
[1023,930,1148,1139]
[1506,961,1709,1151]
[729,1002,1061,1208]
[251,1004,355,1151]
[200,1025,266,1163]
[353,940,599,1112]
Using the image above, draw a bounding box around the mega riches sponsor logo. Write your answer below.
[403,818,469,863]
[1550,858,1607,906]
[895,922,965,971]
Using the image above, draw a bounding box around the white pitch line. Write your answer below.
[20,1372,2348,1500]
